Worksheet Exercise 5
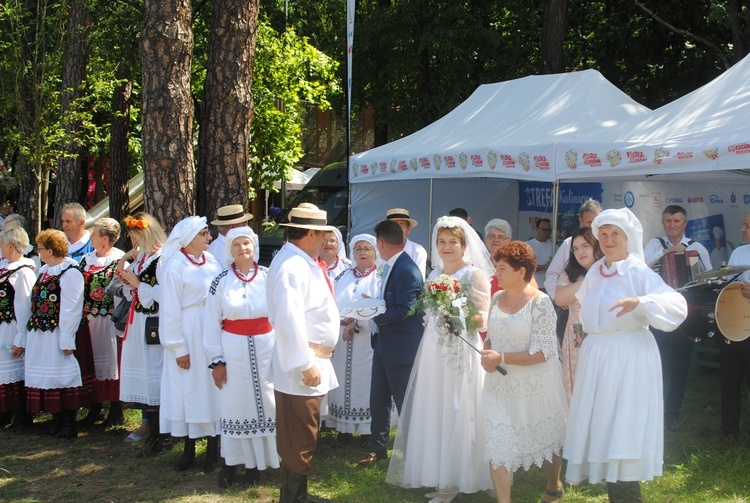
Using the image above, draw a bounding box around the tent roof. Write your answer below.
[556,55,750,179]
[349,69,650,183]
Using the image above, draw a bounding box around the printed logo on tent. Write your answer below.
[653,148,670,164]
[500,155,515,168]
[687,196,704,204]
[665,197,683,204]
[626,151,647,163]
[459,153,468,170]
[728,143,750,154]
[710,195,724,204]
[606,150,621,167]
[624,191,635,208]
[534,155,550,170]
[704,148,718,160]
[433,155,442,170]
[444,155,456,168]
[742,194,750,204]
[470,154,483,168]
[564,150,577,170]
[420,157,431,169]
[518,153,530,171]
[675,152,693,160]
[582,153,602,167]
[487,151,497,170]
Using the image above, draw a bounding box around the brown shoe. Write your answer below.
[358,451,387,466]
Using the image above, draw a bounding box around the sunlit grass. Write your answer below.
[0,360,749,502]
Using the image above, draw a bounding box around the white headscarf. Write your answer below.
[157,216,207,283]
[348,233,381,265]
[431,215,493,278]
[591,208,644,262]
[225,226,259,265]
[330,227,347,260]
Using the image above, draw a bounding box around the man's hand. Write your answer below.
[177,354,191,370]
[212,364,227,389]
[740,282,750,300]
[301,365,321,387]
[664,244,687,255]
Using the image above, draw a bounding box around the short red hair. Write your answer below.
[494,241,536,283]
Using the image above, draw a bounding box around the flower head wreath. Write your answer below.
[124,216,148,230]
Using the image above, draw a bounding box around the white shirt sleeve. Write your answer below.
[11,268,35,348]
[544,238,571,300]
[159,260,188,357]
[203,274,225,364]
[58,268,85,350]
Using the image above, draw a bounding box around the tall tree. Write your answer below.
[53,0,90,227]
[196,0,260,221]
[140,0,194,230]
[540,0,567,74]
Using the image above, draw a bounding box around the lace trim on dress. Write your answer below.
[485,410,567,472]
[528,294,559,360]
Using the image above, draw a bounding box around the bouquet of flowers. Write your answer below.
[410,274,482,333]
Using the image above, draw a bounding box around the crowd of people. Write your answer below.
[3,196,750,503]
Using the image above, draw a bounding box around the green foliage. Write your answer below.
[248,21,341,197]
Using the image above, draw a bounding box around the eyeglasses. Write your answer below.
[37,247,47,252]
[353,247,374,253]
[198,229,210,237]
[487,234,510,242]
[539,228,552,232]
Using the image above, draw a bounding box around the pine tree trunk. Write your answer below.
[109,81,132,249]
[54,0,89,227]
[196,0,260,222]
[540,0,567,74]
[140,0,195,231]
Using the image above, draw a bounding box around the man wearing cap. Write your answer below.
[267,203,339,503]
[208,204,253,269]
[386,208,427,278]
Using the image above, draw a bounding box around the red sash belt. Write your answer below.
[222,318,272,336]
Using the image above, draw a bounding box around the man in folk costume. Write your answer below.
[208,204,253,270]
[267,203,339,503]
[61,203,94,263]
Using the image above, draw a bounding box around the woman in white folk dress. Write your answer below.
[480,241,566,503]
[78,218,126,427]
[328,233,381,448]
[116,212,168,454]
[387,216,493,503]
[2,227,36,429]
[320,228,351,279]
[563,208,688,502]
[204,227,280,488]
[158,216,222,472]
[23,229,89,439]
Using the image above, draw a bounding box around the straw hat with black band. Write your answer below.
[280,204,335,232]
[386,208,418,228]
[211,204,253,227]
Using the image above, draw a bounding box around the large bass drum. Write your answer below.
[678,281,723,338]
[715,282,750,342]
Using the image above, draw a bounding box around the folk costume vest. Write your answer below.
[134,257,159,315]
[27,266,75,332]
[0,265,33,324]
[80,257,118,317]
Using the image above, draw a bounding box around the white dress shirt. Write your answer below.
[544,237,572,301]
[644,234,712,272]
[404,239,427,278]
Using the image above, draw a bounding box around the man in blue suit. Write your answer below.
[359,219,424,466]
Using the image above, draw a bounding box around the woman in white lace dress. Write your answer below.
[481,241,566,503]
[563,208,687,503]
[386,216,493,503]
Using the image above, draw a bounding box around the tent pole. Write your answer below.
[428,177,434,260]
[551,181,560,256]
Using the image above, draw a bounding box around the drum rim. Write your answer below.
[715,282,750,342]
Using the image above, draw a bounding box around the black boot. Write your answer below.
[607,481,643,503]
[176,437,196,471]
[79,403,103,428]
[279,468,303,503]
[297,473,330,503]
[6,410,34,430]
[99,401,124,428]
[334,432,352,448]
[217,462,235,488]
[141,410,170,456]
[203,435,220,473]
[0,411,12,428]
[55,409,78,439]
[45,413,63,436]
[242,467,260,487]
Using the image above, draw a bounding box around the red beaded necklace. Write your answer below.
[326,255,339,271]
[599,263,618,278]
[181,248,206,266]
[353,264,377,278]
[232,262,259,283]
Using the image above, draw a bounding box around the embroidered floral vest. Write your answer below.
[81,257,118,317]
[27,266,75,332]
[134,256,159,315]
[0,265,33,324]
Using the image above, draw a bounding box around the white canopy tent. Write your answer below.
[556,54,750,180]
[348,69,651,246]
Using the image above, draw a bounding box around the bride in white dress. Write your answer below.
[386,216,493,503]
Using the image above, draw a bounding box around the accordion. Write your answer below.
[659,250,700,288]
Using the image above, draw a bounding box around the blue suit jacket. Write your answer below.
[372,252,425,366]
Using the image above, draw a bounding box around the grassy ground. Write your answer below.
[1,351,749,502]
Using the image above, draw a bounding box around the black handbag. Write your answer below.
[145,316,160,345]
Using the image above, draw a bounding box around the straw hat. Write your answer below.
[280,203,335,231]
[211,204,253,226]
[386,208,418,228]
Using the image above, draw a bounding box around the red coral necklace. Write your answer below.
[599,263,618,278]
[181,248,206,266]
